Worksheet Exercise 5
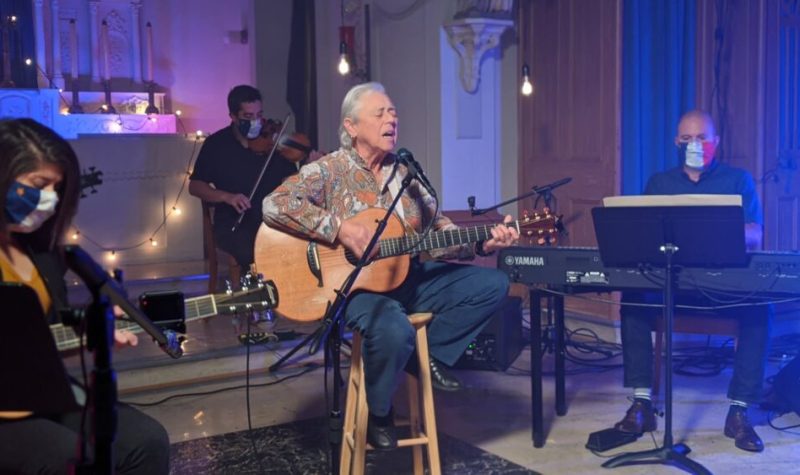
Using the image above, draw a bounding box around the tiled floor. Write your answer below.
[64,266,800,474]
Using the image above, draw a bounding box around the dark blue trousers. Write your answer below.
[621,292,773,404]
[345,259,510,416]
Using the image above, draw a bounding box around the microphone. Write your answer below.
[397,148,437,198]
[64,245,184,358]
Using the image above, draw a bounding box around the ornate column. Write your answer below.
[89,2,100,82]
[33,0,47,87]
[129,1,142,83]
[443,18,513,93]
[50,0,64,88]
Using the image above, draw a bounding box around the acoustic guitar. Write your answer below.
[253,208,559,321]
[50,280,278,352]
[0,281,277,419]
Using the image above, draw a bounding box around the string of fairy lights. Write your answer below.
[67,116,207,262]
[14,11,210,262]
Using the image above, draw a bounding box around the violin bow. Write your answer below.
[231,112,292,233]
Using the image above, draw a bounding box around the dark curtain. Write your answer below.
[286,0,318,149]
[0,0,36,88]
[621,0,696,194]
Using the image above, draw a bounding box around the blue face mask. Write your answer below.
[5,181,59,233]
[237,118,263,139]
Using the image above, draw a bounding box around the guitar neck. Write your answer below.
[50,293,218,352]
[378,221,519,258]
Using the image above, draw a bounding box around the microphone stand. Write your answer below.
[468,177,572,377]
[63,245,184,473]
[314,167,418,475]
[64,245,185,358]
[64,250,117,475]
[468,177,572,216]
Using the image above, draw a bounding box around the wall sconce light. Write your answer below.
[521,63,533,96]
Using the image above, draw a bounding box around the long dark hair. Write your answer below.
[0,118,81,251]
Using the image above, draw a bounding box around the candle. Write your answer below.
[101,20,110,81]
[69,19,78,80]
[145,21,153,82]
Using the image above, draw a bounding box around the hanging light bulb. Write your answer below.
[70,230,80,240]
[521,64,533,96]
[150,238,158,247]
[172,206,182,216]
[337,41,350,76]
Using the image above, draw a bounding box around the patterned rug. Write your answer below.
[170,417,538,474]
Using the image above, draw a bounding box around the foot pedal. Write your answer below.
[238,332,279,345]
[585,428,640,452]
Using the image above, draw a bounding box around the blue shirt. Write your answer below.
[644,161,763,225]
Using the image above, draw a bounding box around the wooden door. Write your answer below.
[764,0,800,251]
[519,0,623,321]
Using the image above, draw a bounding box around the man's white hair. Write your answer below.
[338,82,387,150]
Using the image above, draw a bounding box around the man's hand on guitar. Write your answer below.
[114,329,139,348]
[482,215,520,254]
[223,192,252,214]
[338,218,380,260]
[112,305,138,348]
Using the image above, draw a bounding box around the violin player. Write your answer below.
[189,84,320,274]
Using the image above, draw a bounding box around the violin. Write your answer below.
[248,118,314,163]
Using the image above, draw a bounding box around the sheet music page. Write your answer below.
[602,194,742,207]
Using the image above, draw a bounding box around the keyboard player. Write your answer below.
[612,110,772,453]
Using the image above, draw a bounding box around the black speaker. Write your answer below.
[773,355,800,417]
[454,296,523,371]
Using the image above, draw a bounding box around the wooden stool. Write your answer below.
[340,312,441,475]
[202,201,241,293]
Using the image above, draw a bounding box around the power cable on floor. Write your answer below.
[120,360,320,407]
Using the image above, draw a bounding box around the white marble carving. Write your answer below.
[51,0,65,88]
[33,1,146,85]
[443,18,513,93]
[0,89,175,138]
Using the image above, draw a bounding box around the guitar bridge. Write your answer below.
[307,242,323,287]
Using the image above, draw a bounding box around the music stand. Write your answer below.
[0,284,78,414]
[592,204,748,475]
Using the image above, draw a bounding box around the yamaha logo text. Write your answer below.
[504,255,545,266]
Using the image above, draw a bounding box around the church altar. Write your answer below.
[0,88,175,139]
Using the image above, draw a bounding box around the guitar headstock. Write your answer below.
[217,276,279,314]
[519,208,562,246]
[80,167,104,198]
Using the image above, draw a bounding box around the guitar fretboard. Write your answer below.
[378,222,519,258]
[50,294,217,352]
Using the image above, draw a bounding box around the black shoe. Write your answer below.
[429,357,462,392]
[367,411,397,450]
[613,398,657,434]
[724,405,764,452]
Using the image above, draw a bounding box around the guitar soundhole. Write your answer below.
[344,250,374,267]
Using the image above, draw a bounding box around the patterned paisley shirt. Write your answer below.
[262,148,477,260]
